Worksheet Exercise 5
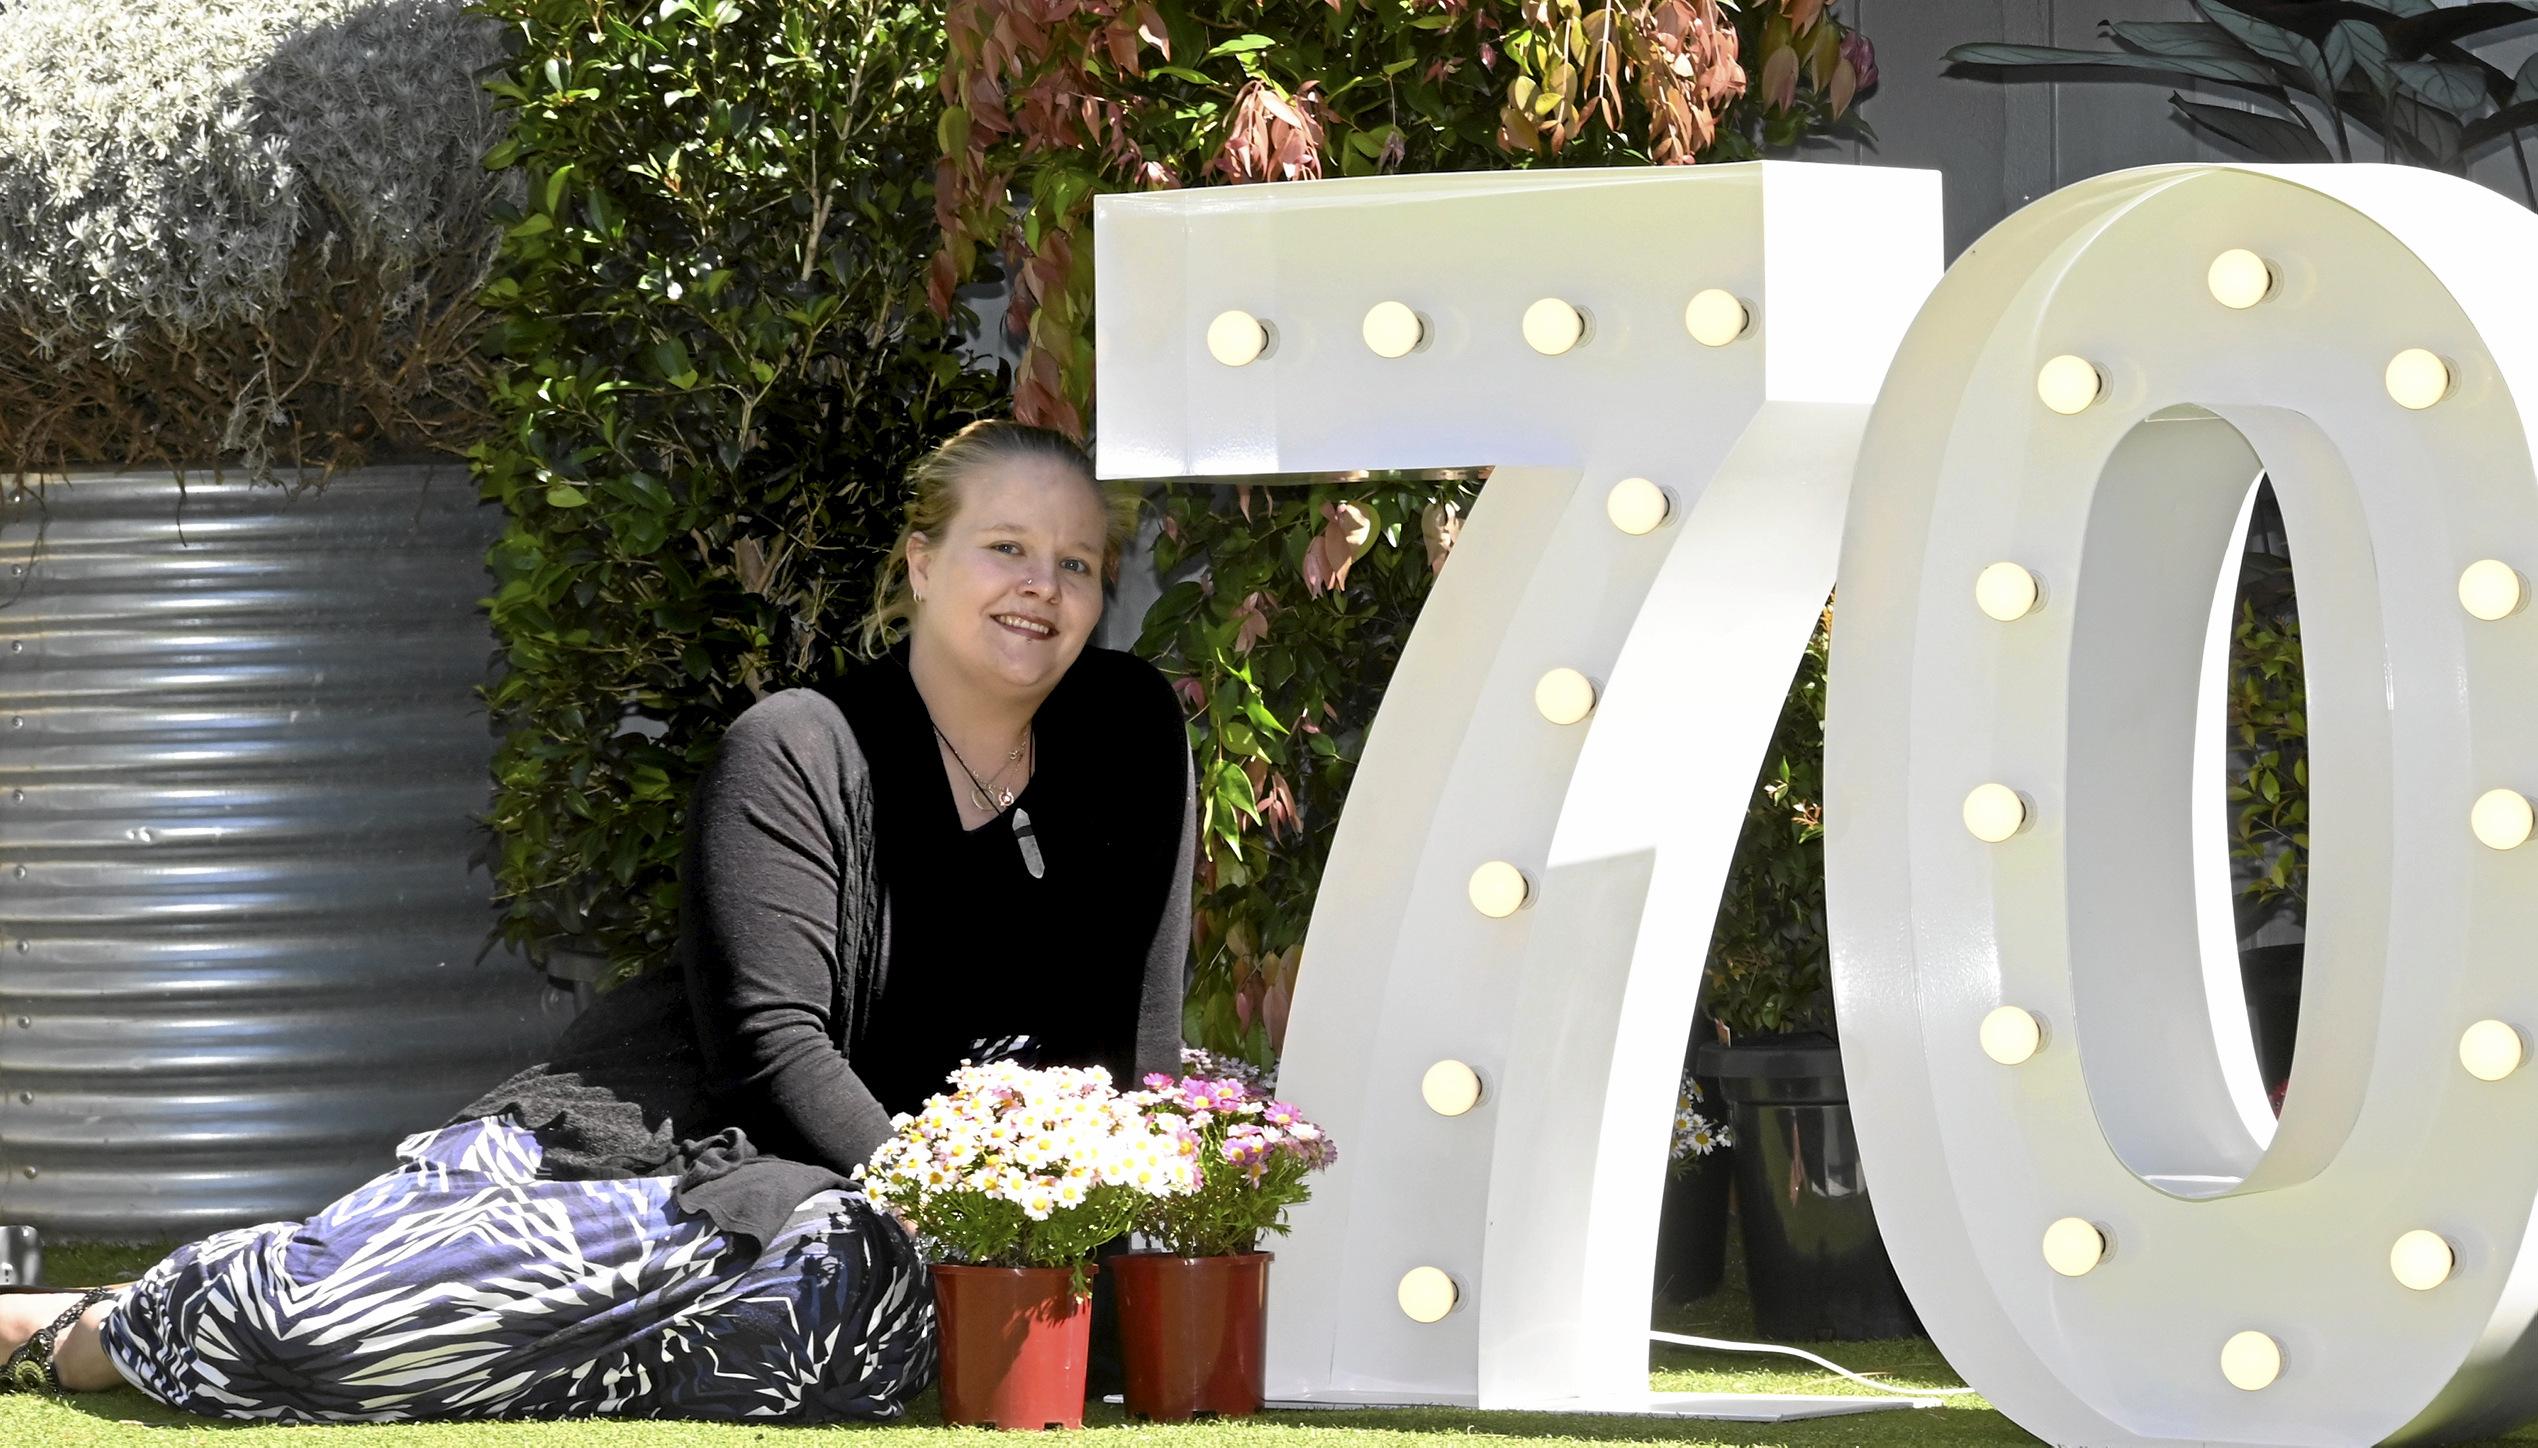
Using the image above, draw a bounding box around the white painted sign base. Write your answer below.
[1261,1391,1933,1422]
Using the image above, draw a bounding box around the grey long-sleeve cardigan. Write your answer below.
[457,645,1196,1248]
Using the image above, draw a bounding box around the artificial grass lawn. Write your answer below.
[12,1239,2538,1448]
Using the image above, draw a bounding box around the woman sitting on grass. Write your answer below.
[1,420,1194,1422]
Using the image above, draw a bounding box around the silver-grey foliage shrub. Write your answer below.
[0,0,516,478]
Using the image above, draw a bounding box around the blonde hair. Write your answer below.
[856,420,1142,658]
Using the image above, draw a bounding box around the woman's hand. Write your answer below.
[880,1202,923,1253]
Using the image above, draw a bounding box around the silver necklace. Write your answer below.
[934,725,1028,810]
[933,724,1046,879]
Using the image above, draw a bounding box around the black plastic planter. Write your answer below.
[2238,942,2303,1114]
[1694,1033,1919,1340]
[1652,1147,1732,1304]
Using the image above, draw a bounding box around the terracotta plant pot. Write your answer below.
[1111,1250,1271,1420]
[930,1263,1098,1429]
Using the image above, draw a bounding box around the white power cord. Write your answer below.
[1649,1330,1985,1400]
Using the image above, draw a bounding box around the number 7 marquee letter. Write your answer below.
[1095,164,1940,1411]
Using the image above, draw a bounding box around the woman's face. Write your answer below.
[905,457,1109,698]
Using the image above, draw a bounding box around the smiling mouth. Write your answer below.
[994,613,1056,639]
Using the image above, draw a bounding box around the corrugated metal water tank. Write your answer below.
[0,466,561,1238]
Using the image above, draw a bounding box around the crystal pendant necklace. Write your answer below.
[934,723,1045,878]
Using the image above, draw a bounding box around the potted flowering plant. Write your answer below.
[859,1061,1199,1430]
[1113,1050,1338,1421]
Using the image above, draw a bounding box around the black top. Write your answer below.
[454,645,1196,1248]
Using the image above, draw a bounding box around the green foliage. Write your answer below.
[472,0,1002,975]
[1702,601,1831,1039]
[890,1182,1150,1280]
[1139,480,1480,1063]
[1946,0,2538,196]
[0,0,511,478]
[937,0,1876,429]
[1146,502,1840,1054]
[1085,7,1877,1063]
[1140,1138,1319,1258]
[2228,545,2307,914]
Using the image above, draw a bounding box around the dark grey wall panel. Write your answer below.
[2041,0,2221,191]
[1833,0,2019,257]
[0,466,563,1239]
[1845,0,2215,257]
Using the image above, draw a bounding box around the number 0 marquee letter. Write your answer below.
[1096,164,1941,1412]
[1832,163,2538,1444]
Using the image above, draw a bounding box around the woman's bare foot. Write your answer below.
[1,1291,124,1392]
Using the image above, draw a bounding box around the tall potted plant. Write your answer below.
[1695,599,1917,1340]
[859,1062,1200,1430]
[1944,0,2538,189]
[1114,1057,1337,1421]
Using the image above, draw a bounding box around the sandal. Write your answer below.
[2,1286,116,1394]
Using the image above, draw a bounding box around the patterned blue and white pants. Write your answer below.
[95,1117,935,1423]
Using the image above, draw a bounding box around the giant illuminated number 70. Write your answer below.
[1095,163,1942,1416]
[1103,158,2538,1447]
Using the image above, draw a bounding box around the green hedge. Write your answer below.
[938,0,1873,430]
[931,0,1878,1058]
[472,0,1880,1030]
[1137,480,1483,1060]
[1704,604,1831,1038]
[2227,491,2306,923]
[472,0,1001,976]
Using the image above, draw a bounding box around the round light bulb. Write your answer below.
[1684,289,1750,347]
[1363,301,1426,359]
[2221,1331,2283,1391]
[1974,562,2042,622]
[1467,861,1530,918]
[2471,788,2534,850]
[2040,1217,2106,1277]
[2390,1229,2456,1292]
[1979,1006,2045,1066]
[2036,355,2103,415]
[1962,783,2029,843]
[1397,1266,1460,1323]
[2386,348,2452,409]
[1206,310,1270,367]
[2460,1020,2525,1082]
[1522,298,1587,356]
[2459,560,2525,621]
[1421,1060,1484,1117]
[2206,249,2275,310]
[1533,668,1598,726]
[1604,478,1671,536]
